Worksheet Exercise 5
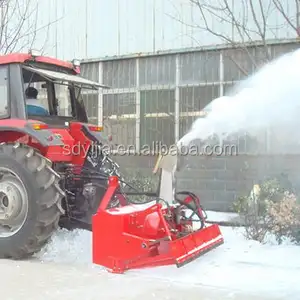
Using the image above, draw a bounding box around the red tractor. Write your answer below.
[0,50,223,272]
[0,50,119,258]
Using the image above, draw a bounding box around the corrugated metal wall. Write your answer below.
[80,41,300,153]
[7,0,297,60]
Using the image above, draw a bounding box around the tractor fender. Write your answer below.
[0,124,64,147]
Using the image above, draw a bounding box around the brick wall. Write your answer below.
[113,154,300,212]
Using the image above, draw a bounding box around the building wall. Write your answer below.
[80,40,300,211]
[8,0,298,60]
[112,154,300,212]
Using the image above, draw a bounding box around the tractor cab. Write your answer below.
[0,49,114,163]
[0,49,109,127]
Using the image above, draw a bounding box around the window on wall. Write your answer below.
[80,62,99,82]
[179,85,219,137]
[139,55,176,86]
[223,48,257,81]
[104,118,136,147]
[0,65,8,118]
[140,89,175,148]
[102,59,136,89]
[180,51,220,84]
[179,85,219,113]
[103,93,136,116]
[103,93,136,147]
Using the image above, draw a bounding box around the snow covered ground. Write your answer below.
[3,211,300,299]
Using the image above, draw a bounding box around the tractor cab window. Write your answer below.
[22,67,88,124]
[54,83,72,116]
[24,81,50,114]
[21,64,105,125]
[0,65,8,118]
[22,79,73,118]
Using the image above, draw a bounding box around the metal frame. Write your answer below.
[9,64,27,120]
[135,58,140,152]
[82,38,300,63]
[97,62,104,127]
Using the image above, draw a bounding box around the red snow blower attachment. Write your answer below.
[92,153,224,273]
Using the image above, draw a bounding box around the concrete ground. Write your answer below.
[1,259,287,300]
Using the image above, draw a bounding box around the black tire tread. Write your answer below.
[0,142,65,259]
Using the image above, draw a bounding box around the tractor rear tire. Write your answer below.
[0,142,65,259]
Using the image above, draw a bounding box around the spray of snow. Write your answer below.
[177,48,300,153]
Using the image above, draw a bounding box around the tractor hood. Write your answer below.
[22,65,110,90]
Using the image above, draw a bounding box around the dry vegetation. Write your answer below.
[233,176,300,244]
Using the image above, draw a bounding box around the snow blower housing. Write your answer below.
[92,153,224,273]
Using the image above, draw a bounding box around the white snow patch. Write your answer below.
[36,228,92,266]
[132,227,300,298]
[34,212,300,299]
[206,210,239,222]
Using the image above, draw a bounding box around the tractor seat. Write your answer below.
[26,104,49,116]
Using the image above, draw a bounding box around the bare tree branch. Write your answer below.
[272,0,298,32]
[0,0,63,55]
[169,0,299,77]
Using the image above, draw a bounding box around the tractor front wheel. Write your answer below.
[0,143,65,259]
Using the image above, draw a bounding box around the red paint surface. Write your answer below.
[0,119,98,165]
[0,53,79,74]
[92,176,224,274]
